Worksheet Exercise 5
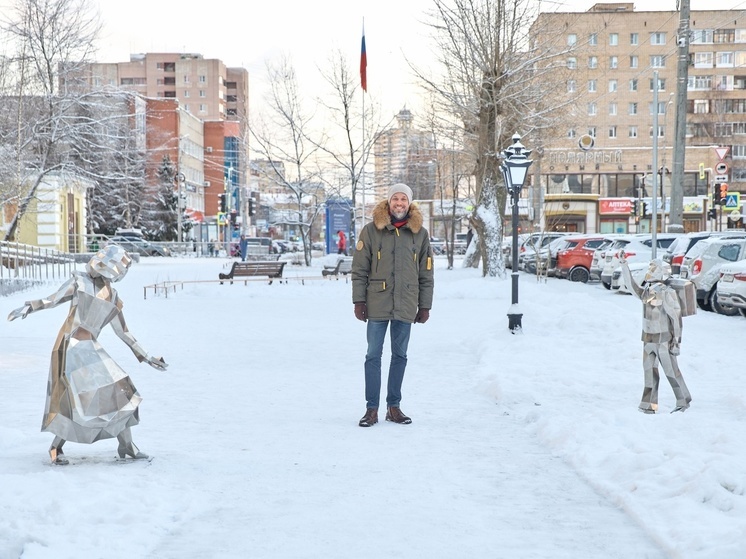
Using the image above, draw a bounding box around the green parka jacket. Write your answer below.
[351,200,434,323]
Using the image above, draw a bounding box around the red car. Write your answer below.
[555,236,609,283]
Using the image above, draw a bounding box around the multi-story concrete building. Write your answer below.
[63,53,250,238]
[373,108,437,201]
[530,3,746,233]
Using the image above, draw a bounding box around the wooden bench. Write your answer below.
[219,261,286,284]
[322,257,353,278]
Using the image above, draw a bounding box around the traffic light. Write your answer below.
[248,197,256,216]
[230,210,237,227]
[642,202,650,217]
[631,199,638,216]
[708,208,717,220]
[218,193,227,213]
[720,183,729,204]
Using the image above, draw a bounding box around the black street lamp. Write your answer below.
[500,134,533,333]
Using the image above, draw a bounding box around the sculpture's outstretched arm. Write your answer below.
[7,277,77,321]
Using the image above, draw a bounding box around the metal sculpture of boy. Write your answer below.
[8,245,167,464]
[620,255,691,414]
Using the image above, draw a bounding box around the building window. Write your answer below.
[714,29,735,43]
[588,127,596,137]
[199,104,207,112]
[567,57,577,69]
[184,90,190,97]
[610,56,618,69]
[694,52,713,67]
[183,75,190,83]
[588,102,597,116]
[588,56,598,69]
[630,55,638,68]
[629,102,638,115]
[630,78,638,91]
[649,127,665,138]
[608,79,617,92]
[650,32,666,45]
[733,145,746,159]
[692,30,713,44]
[649,102,667,115]
[609,103,617,116]
[199,90,206,97]
[650,55,666,68]
[688,75,713,90]
[567,33,577,46]
[717,52,735,67]
[199,75,207,83]
[589,33,598,46]
[609,33,618,46]
[694,99,710,113]
[609,126,617,138]
[567,79,576,93]
[649,78,666,91]
[630,32,639,45]
[588,79,597,92]
[568,128,577,138]
[629,126,638,138]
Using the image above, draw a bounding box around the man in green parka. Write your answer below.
[351,183,434,427]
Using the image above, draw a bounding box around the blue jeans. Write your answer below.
[364,320,412,409]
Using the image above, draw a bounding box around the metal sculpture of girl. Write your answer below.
[8,245,167,464]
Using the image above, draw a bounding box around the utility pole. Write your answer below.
[669,0,690,233]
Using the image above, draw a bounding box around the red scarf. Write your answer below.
[391,214,409,228]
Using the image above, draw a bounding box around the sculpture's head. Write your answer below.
[86,245,132,282]
[644,258,671,283]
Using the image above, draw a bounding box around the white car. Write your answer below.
[716,260,746,317]
[612,261,648,295]
[680,237,746,315]
[602,233,681,290]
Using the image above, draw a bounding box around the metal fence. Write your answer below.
[0,241,78,296]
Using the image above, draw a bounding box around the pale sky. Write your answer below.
[91,0,746,119]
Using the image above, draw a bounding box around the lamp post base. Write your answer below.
[508,313,523,333]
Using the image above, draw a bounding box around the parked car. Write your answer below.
[716,260,746,317]
[106,236,171,257]
[589,236,621,282]
[602,233,681,290]
[663,230,746,276]
[680,237,746,314]
[555,235,609,282]
[518,232,569,273]
[503,233,530,268]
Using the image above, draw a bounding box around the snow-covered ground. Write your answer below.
[1,254,745,559]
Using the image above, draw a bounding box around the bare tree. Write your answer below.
[415,0,567,277]
[1,0,103,241]
[250,54,325,265]
[314,48,388,244]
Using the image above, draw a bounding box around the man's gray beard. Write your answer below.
[391,209,407,220]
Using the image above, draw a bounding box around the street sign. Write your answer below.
[724,192,741,209]
[715,146,730,161]
[715,175,729,182]
[716,162,729,174]
[730,210,742,220]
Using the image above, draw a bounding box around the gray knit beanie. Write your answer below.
[387,183,413,203]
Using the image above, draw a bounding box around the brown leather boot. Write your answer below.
[386,406,412,424]
[359,408,378,427]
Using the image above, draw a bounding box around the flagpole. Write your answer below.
[360,19,367,229]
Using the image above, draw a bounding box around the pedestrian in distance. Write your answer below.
[619,253,692,414]
[337,230,347,255]
[7,245,168,464]
[351,183,434,427]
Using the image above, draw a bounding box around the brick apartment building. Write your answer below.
[529,3,746,233]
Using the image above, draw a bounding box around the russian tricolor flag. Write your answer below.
[360,28,367,92]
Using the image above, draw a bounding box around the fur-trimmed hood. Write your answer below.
[371,200,424,233]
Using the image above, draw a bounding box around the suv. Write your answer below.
[555,235,609,282]
[716,259,746,317]
[602,233,681,290]
[663,230,746,275]
[680,237,746,314]
[106,236,171,257]
[589,236,621,282]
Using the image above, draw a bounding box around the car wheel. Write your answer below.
[697,297,712,312]
[739,308,746,318]
[602,280,611,290]
[569,267,590,283]
[710,289,740,316]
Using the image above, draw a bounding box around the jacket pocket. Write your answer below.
[366,279,393,317]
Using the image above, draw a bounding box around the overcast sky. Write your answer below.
[91,0,746,118]
[2,0,740,124]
